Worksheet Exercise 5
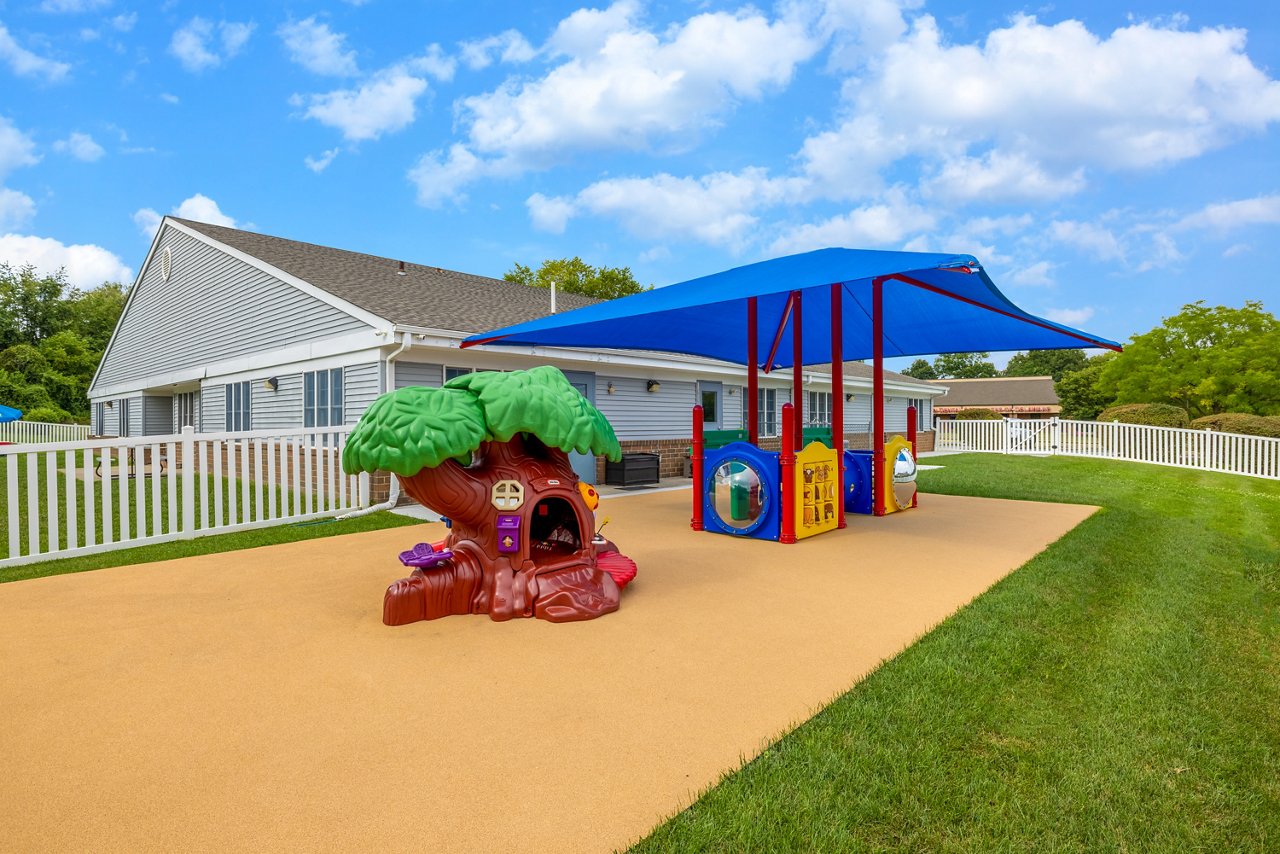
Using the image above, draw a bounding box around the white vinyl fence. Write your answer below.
[1,425,371,568]
[935,417,1280,480]
[0,420,90,444]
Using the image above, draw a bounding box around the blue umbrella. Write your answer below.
[0,404,21,424]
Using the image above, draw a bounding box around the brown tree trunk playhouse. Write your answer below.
[341,367,637,625]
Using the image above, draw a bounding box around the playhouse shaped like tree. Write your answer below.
[342,366,637,625]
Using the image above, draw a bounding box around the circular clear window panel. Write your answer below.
[711,460,766,530]
[892,447,917,509]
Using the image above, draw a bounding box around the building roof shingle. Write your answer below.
[927,375,1059,407]
[173,218,599,333]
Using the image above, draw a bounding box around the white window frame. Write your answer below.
[304,368,344,428]
[807,391,832,427]
[175,391,198,431]
[444,366,474,383]
[225,381,251,432]
[751,388,779,438]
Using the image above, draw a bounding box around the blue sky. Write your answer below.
[2,0,1278,365]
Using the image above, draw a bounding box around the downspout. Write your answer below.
[338,330,414,519]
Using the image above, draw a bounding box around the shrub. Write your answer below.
[21,405,74,424]
[1097,403,1190,428]
[1189,413,1280,438]
[952,408,1003,420]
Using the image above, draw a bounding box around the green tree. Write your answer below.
[504,257,650,300]
[1003,349,1088,382]
[0,264,71,348]
[65,281,128,351]
[1098,301,1280,417]
[933,352,998,379]
[1055,353,1117,420]
[901,358,938,380]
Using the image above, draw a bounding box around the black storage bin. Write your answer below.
[605,452,660,486]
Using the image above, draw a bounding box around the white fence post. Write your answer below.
[180,426,196,538]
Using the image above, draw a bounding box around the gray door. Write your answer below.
[562,370,597,484]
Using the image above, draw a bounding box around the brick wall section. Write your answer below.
[594,431,935,481]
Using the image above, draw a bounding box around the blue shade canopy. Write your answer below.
[0,405,21,424]
[463,248,1121,367]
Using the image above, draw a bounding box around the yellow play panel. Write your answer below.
[0,489,1096,853]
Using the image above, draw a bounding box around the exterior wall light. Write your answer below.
[265,376,279,391]
[646,380,661,393]
[606,382,615,394]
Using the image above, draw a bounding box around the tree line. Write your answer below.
[0,264,128,424]
[902,301,1280,421]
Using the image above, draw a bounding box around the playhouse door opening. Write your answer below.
[529,497,582,564]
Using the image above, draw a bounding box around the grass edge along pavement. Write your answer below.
[629,454,1280,853]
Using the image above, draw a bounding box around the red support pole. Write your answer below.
[831,282,846,529]
[747,296,759,446]
[791,290,804,452]
[780,402,796,544]
[872,277,886,517]
[691,404,704,531]
[907,404,918,508]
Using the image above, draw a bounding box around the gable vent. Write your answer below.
[160,246,173,281]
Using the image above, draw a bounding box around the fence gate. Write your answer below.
[1006,418,1058,455]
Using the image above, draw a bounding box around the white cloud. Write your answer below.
[111,13,137,33]
[0,234,132,288]
[407,144,485,208]
[1174,194,1280,232]
[297,68,428,141]
[1044,306,1095,326]
[0,188,36,230]
[559,168,806,248]
[1223,243,1250,258]
[797,14,1280,203]
[811,0,924,70]
[1049,220,1125,262]
[459,29,537,70]
[923,151,1085,203]
[133,193,238,238]
[278,17,358,76]
[1008,260,1054,287]
[0,116,39,177]
[770,188,935,254]
[1135,231,1184,272]
[406,44,456,82]
[417,3,820,205]
[159,92,180,105]
[304,148,340,173]
[53,131,105,162]
[0,23,71,82]
[39,0,110,12]
[525,193,576,234]
[170,18,255,72]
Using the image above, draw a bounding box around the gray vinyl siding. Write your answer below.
[201,383,226,431]
[100,400,120,436]
[94,224,370,389]
[252,373,304,430]
[721,384,742,431]
[343,362,382,424]
[124,396,142,437]
[143,396,173,435]
[394,361,443,389]
[596,376,696,440]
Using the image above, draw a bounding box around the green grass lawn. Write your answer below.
[631,454,1280,852]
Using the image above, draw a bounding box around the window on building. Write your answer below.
[444,366,473,383]
[93,402,104,436]
[807,391,832,427]
[908,397,927,431]
[304,368,344,428]
[119,398,131,437]
[225,381,251,432]
[752,388,779,437]
[175,391,198,431]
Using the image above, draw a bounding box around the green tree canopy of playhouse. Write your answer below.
[342,366,621,477]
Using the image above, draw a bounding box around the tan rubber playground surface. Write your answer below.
[0,489,1095,853]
